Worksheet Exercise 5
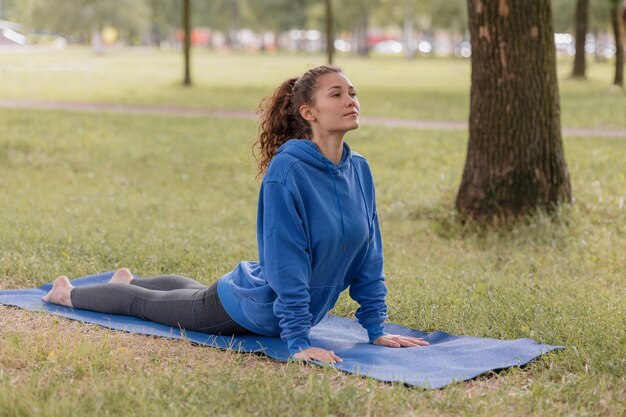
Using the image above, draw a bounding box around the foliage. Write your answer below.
[9,0,150,43]
[4,0,620,49]
[4,0,469,45]
[245,0,315,32]
[428,0,468,33]
[552,0,612,33]
[146,0,180,45]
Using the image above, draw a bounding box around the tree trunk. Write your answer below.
[325,0,335,65]
[150,0,162,47]
[611,0,624,87]
[91,29,104,55]
[593,30,605,62]
[355,10,370,57]
[183,0,192,86]
[572,0,588,78]
[404,0,416,60]
[623,4,626,45]
[456,0,571,220]
[91,16,104,55]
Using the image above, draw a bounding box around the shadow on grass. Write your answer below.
[412,202,575,246]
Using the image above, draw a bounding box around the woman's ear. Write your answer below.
[299,104,316,122]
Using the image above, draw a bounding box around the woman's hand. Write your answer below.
[373,334,430,348]
[293,347,343,364]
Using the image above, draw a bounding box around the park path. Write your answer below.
[1,98,625,138]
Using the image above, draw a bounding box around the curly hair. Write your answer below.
[253,65,343,176]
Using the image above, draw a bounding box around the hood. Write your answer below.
[277,139,352,174]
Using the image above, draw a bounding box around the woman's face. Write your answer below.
[301,72,360,135]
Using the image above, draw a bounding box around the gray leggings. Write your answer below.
[70,275,251,335]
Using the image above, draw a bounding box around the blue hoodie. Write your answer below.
[217,139,388,355]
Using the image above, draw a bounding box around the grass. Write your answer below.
[0,103,624,416]
[0,47,625,129]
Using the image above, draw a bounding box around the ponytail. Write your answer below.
[253,65,343,177]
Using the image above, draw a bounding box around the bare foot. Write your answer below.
[110,268,134,285]
[42,276,74,307]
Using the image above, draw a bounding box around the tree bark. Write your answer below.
[571,0,588,78]
[183,0,192,86]
[456,0,571,220]
[611,0,624,87]
[325,0,335,65]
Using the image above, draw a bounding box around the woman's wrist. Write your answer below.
[287,335,312,356]
[365,323,386,343]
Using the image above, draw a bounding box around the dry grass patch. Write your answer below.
[0,305,376,389]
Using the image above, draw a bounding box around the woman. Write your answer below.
[43,65,429,364]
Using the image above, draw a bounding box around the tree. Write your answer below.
[11,0,150,49]
[429,0,468,34]
[456,0,571,220]
[403,0,416,59]
[183,0,191,86]
[147,0,179,46]
[334,0,382,56]
[0,0,18,20]
[193,0,249,48]
[572,0,589,77]
[325,0,335,64]
[552,0,576,32]
[354,7,370,56]
[245,0,314,50]
[611,0,625,87]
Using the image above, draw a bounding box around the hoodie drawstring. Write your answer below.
[351,159,374,244]
[323,160,347,250]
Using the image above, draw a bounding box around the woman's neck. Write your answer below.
[311,132,344,164]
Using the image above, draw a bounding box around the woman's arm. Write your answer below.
[260,181,314,355]
[349,207,388,342]
[261,180,348,363]
[350,208,430,349]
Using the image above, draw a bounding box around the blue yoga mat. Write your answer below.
[0,272,563,389]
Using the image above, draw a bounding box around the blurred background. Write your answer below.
[0,0,621,60]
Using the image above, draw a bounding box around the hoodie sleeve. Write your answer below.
[349,205,388,343]
[260,180,313,356]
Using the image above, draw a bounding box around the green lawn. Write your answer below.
[1,47,625,129]
[0,105,624,416]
